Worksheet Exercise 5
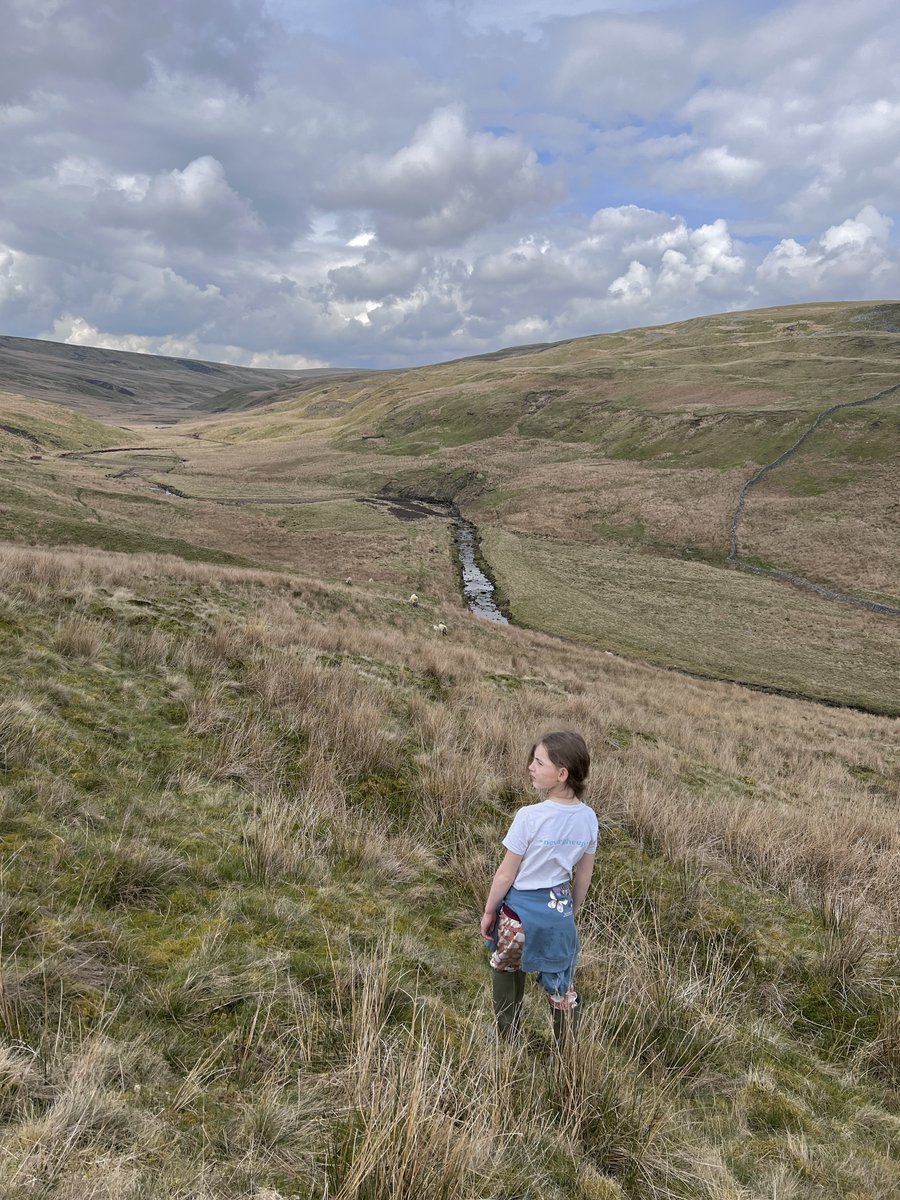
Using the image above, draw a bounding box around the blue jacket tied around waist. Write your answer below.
[488,882,579,974]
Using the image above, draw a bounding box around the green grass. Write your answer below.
[271,500,400,533]
[0,505,262,567]
[481,526,900,713]
[0,396,126,454]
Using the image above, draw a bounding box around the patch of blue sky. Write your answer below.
[463,0,694,37]
[264,0,335,36]
[569,171,755,229]
[268,0,463,55]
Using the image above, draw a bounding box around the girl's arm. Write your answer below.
[480,850,523,939]
[571,852,595,916]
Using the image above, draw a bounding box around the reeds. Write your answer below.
[1,538,898,1198]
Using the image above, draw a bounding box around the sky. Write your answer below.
[1,0,898,370]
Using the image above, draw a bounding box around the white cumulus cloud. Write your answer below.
[759,205,896,296]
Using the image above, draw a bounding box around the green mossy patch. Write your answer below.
[0,504,262,566]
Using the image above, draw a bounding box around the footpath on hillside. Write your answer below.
[726,381,900,618]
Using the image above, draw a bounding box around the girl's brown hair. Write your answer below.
[528,730,590,799]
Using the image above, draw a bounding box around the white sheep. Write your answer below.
[344,576,352,585]
[409,593,419,606]
[432,622,448,636]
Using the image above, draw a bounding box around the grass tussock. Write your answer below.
[0,539,898,1198]
[52,614,115,660]
[0,695,46,768]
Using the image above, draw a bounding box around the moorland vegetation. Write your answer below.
[1,300,897,710]
[1,542,898,1200]
[0,300,898,1198]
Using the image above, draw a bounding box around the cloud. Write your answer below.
[655,146,765,193]
[0,243,57,332]
[0,0,274,102]
[328,251,427,301]
[472,239,555,287]
[544,12,697,119]
[97,156,265,250]
[0,0,898,369]
[759,206,897,296]
[325,106,557,246]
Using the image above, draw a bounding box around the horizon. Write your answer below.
[5,295,898,375]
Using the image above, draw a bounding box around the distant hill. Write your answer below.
[0,335,373,423]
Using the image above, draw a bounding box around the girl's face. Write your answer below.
[528,742,568,794]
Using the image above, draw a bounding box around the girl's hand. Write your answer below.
[480,911,495,940]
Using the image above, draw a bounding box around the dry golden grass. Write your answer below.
[0,696,47,769]
[2,538,899,1199]
[742,465,900,599]
[481,525,899,711]
[52,614,114,660]
[470,450,748,550]
[5,539,895,933]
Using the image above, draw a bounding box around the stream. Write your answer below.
[65,446,510,623]
[453,515,508,624]
[360,495,508,623]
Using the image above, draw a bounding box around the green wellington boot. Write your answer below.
[492,969,526,1040]
[551,993,582,1050]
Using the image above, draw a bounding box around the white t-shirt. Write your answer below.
[502,798,599,890]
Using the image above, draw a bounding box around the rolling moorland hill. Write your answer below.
[0,335,369,424]
[1,300,897,712]
[0,304,898,1198]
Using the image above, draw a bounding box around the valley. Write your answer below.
[2,300,897,712]
[1,301,899,1199]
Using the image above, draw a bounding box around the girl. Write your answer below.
[480,730,597,1044]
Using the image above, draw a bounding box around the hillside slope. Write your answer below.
[1,305,899,1198]
[0,541,898,1200]
[0,336,366,423]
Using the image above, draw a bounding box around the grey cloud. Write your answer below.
[324,107,559,247]
[0,0,273,103]
[96,157,266,251]
[0,244,63,335]
[369,294,464,342]
[327,251,427,301]
[543,13,698,120]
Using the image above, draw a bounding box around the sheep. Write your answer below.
[345,576,352,585]
[409,593,419,606]
[432,622,448,636]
